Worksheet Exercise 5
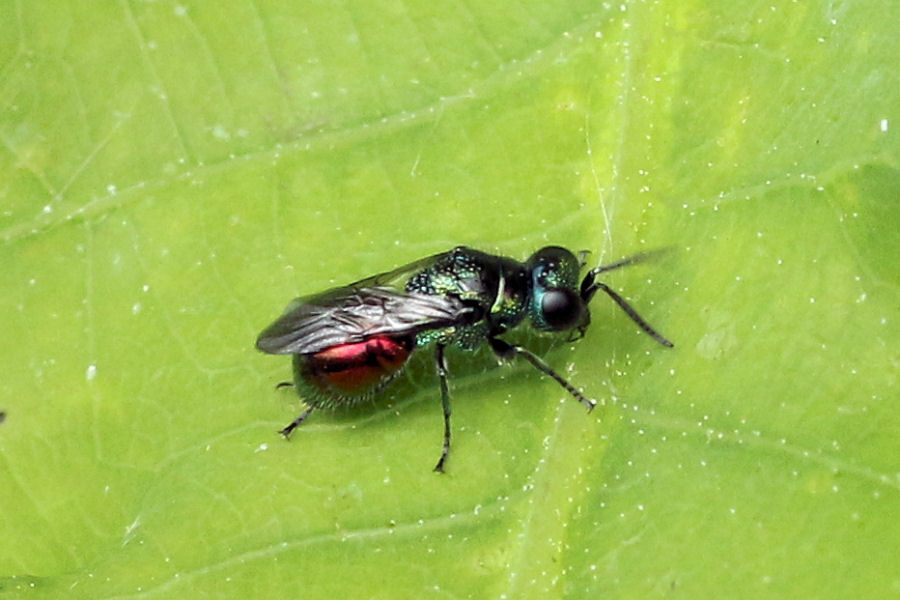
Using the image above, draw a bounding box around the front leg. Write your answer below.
[488,337,596,411]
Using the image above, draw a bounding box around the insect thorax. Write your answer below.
[405,247,529,351]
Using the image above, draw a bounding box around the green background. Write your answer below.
[1,1,898,598]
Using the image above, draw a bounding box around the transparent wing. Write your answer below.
[256,249,475,355]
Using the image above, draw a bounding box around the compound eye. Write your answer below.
[540,288,584,331]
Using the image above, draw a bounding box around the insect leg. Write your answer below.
[280,406,314,438]
[488,337,596,411]
[433,343,452,473]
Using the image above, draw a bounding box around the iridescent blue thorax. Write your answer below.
[405,246,530,349]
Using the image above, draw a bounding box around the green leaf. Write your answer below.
[1,1,897,598]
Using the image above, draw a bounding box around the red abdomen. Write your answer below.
[294,336,414,407]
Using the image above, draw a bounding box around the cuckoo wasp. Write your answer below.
[256,245,673,472]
